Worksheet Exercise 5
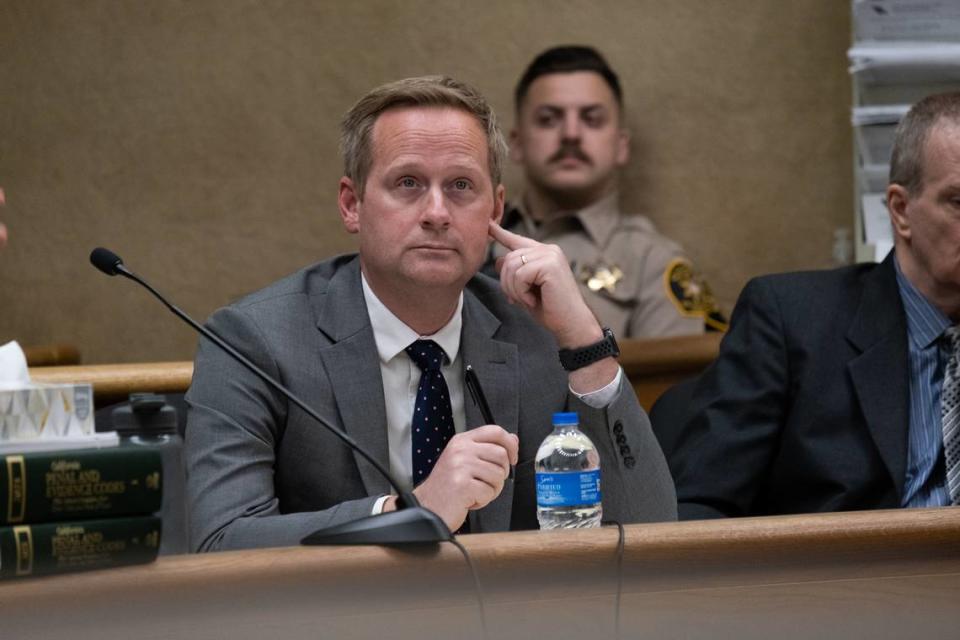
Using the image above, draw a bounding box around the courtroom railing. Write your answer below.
[22,343,81,367]
[27,334,722,411]
[30,361,194,407]
[619,333,722,408]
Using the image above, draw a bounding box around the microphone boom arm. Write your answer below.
[90,248,451,544]
[114,263,418,509]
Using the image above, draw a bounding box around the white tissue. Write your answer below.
[0,340,31,391]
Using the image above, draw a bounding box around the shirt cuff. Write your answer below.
[372,494,391,515]
[570,366,623,409]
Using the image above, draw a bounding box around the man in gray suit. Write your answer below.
[185,76,676,552]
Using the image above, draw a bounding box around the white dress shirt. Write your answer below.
[361,274,623,512]
[362,275,467,496]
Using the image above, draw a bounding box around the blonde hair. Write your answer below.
[340,76,507,196]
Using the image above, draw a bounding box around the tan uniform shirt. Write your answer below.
[485,193,725,338]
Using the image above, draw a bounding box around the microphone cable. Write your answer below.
[446,519,626,640]
[448,536,489,640]
[602,519,626,640]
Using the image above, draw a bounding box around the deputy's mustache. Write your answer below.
[548,143,591,165]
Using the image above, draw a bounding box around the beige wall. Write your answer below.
[0,0,852,364]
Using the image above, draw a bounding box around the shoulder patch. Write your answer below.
[663,258,728,331]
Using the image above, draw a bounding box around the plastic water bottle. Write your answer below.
[535,412,602,529]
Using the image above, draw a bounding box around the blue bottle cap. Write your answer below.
[552,412,579,425]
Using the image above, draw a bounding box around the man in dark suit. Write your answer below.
[667,92,960,519]
[185,76,676,551]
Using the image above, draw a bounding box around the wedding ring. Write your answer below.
[520,255,528,265]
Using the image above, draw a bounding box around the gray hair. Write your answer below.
[890,91,960,194]
[340,75,507,197]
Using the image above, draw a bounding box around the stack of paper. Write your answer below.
[849,1,960,263]
[854,1,960,42]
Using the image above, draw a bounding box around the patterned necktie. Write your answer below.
[942,325,960,505]
[406,340,455,485]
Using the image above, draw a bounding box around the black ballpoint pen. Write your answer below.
[465,364,515,480]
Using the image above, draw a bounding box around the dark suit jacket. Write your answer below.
[668,254,910,519]
[185,255,677,550]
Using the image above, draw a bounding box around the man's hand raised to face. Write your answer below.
[489,220,604,349]
[489,220,619,394]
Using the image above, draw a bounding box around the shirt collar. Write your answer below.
[511,191,621,246]
[894,255,952,350]
[573,191,621,246]
[360,273,463,365]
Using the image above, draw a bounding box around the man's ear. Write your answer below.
[616,128,631,167]
[492,184,505,225]
[887,183,912,241]
[338,177,361,234]
[509,127,524,164]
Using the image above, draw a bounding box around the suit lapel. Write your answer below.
[461,290,519,533]
[846,255,910,499]
[314,258,391,497]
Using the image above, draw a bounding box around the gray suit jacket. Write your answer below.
[185,255,676,551]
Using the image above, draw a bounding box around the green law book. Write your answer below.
[2,447,162,525]
[0,515,161,579]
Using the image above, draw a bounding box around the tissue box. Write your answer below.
[0,383,95,441]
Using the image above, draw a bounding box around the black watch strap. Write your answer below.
[558,327,620,371]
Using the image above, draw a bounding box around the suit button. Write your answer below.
[613,420,623,435]
[623,456,636,469]
[619,445,631,456]
[616,434,627,445]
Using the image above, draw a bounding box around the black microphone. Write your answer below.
[89,247,451,545]
[90,247,126,276]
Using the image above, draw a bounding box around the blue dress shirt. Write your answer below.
[895,257,952,507]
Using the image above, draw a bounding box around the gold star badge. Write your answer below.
[580,263,624,293]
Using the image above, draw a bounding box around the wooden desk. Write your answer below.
[3,508,957,639]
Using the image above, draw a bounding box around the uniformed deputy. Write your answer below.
[483,45,725,338]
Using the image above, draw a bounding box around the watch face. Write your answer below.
[603,328,620,355]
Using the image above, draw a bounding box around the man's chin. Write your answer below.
[401,263,470,290]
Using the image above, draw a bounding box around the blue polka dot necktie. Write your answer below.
[406,339,455,485]
[942,325,960,505]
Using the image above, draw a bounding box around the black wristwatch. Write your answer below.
[558,327,620,371]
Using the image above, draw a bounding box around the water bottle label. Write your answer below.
[535,470,601,507]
